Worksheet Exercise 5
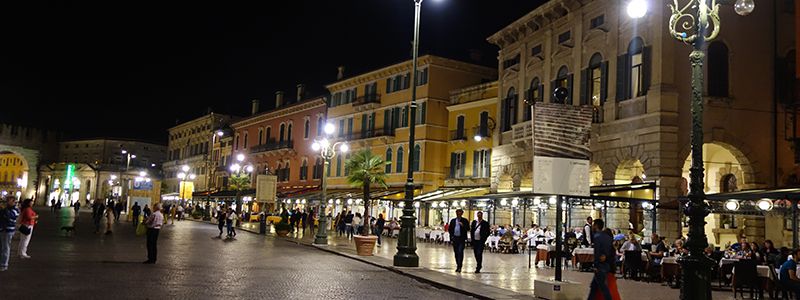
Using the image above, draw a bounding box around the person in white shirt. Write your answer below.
[143,203,164,264]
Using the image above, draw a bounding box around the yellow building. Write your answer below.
[0,152,27,197]
[324,56,496,221]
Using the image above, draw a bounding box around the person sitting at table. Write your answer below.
[780,248,800,300]
[762,240,781,267]
[729,237,747,251]
[620,234,642,252]
[498,226,507,236]
[499,229,515,253]
[543,227,556,244]
[671,239,688,256]
[734,242,754,259]
[750,242,763,263]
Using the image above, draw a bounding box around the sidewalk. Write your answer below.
[216,221,737,300]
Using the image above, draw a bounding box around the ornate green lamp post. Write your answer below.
[628,0,754,298]
[311,123,349,245]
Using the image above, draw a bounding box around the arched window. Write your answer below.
[279,124,285,143]
[277,162,283,181]
[287,123,293,142]
[304,119,310,139]
[412,144,421,172]
[524,78,541,121]
[708,41,729,97]
[285,160,291,182]
[317,117,324,136]
[243,131,248,148]
[258,128,263,145]
[313,158,323,179]
[300,159,308,180]
[385,148,393,174]
[621,37,650,99]
[552,66,571,104]
[396,147,404,173]
[586,53,605,106]
[266,127,272,142]
[501,87,517,131]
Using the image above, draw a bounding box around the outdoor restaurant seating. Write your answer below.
[731,259,759,299]
[623,250,645,280]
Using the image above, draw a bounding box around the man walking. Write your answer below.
[471,211,490,273]
[143,203,164,264]
[131,202,141,227]
[0,196,19,271]
[587,219,614,300]
[447,209,469,273]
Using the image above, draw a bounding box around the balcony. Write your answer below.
[250,139,294,154]
[353,127,395,141]
[449,130,467,141]
[352,94,381,106]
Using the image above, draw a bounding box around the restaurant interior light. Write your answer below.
[756,199,773,211]
[725,200,740,211]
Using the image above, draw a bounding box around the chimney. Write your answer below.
[251,99,260,115]
[296,84,305,101]
[275,91,284,108]
[337,66,345,80]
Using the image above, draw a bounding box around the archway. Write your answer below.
[614,159,645,185]
[681,142,752,247]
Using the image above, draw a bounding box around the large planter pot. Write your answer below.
[353,235,378,256]
[276,230,290,237]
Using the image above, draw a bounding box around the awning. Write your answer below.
[701,187,800,201]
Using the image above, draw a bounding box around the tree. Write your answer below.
[229,172,251,214]
[345,149,388,236]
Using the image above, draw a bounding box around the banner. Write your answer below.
[256,175,277,204]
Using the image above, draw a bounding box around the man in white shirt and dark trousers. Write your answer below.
[143,203,164,264]
[448,209,469,273]
[582,217,593,247]
[471,211,490,273]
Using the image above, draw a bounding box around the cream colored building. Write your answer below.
[488,0,796,245]
[163,113,233,196]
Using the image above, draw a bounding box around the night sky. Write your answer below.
[0,1,545,144]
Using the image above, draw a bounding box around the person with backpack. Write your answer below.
[1,196,20,271]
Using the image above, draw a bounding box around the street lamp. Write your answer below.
[120,149,136,206]
[228,155,253,215]
[311,123,349,245]
[394,0,439,268]
[628,1,753,298]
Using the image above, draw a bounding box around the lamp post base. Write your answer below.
[314,218,328,245]
[678,253,714,300]
[393,253,419,267]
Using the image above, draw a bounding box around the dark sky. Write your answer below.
[0,1,544,144]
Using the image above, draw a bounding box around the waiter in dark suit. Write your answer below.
[471,211,491,273]
[448,208,469,273]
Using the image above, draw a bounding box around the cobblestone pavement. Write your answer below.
[0,209,469,300]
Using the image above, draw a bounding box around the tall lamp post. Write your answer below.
[120,149,136,205]
[393,0,426,268]
[229,154,254,215]
[177,165,196,205]
[311,122,349,245]
[206,130,224,204]
[628,0,753,298]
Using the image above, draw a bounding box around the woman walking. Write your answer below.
[217,208,226,238]
[104,204,114,234]
[18,199,37,259]
[226,208,237,238]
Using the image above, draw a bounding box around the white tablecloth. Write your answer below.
[537,244,555,251]
[732,265,774,280]
[719,258,739,267]
[662,256,678,264]
[572,248,648,261]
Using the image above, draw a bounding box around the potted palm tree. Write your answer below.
[229,172,251,226]
[345,149,388,256]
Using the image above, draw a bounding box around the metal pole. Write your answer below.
[554,195,563,281]
[671,2,716,298]
[394,0,422,267]
[793,199,798,249]
[315,156,330,245]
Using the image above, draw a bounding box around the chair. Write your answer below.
[487,236,500,253]
[443,233,451,244]
[719,261,735,288]
[623,251,645,280]
[392,228,400,238]
[732,260,759,299]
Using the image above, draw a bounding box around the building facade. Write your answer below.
[58,139,166,169]
[231,90,327,212]
[163,113,233,197]
[0,123,61,201]
[488,0,796,245]
[324,55,496,219]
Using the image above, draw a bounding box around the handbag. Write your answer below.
[18,225,31,235]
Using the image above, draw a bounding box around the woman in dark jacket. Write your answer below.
[375,214,386,247]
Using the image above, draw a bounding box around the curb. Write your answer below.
[277,237,492,300]
[187,219,527,299]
